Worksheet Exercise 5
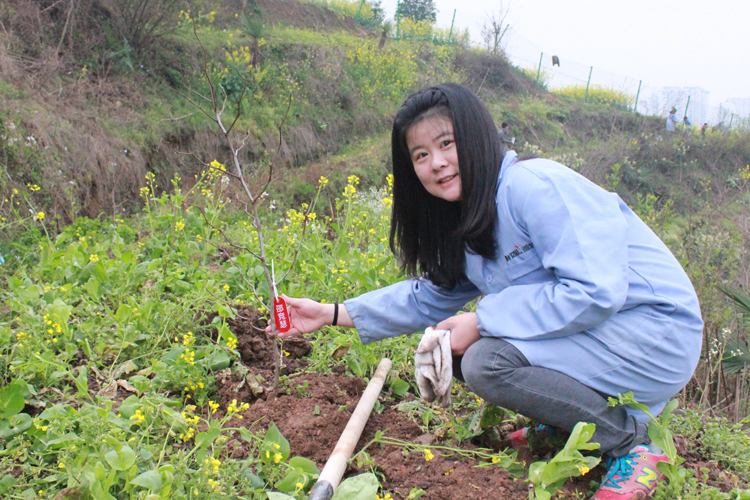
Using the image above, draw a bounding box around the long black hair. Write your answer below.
[389,83,504,289]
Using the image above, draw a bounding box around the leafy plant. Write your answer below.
[610,392,686,484]
[527,422,601,500]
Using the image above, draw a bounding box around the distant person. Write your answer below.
[498,122,515,150]
[682,116,692,136]
[701,123,707,137]
[666,107,679,132]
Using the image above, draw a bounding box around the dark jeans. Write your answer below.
[454,337,649,457]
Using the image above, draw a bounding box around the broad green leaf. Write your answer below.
[534,490,552,500]
[275,469,304,493]
[85,278,100,299]
[0,474,16,494]
[130,470,162,491]
[264,423,291,461]
[93,261,108,283]
[105,445,136,471]
[121,251,134,265]
[74,366,90,401]
[91,479,117,500]
[17,284,40,304]
[195,421,222,449]
[347,357,366,378]
[205,350,231,371]
[331,473,378,500]
[214,303,237,320]
[244,470,265,489]
[0,413,32,439]
[0,379,27,418]
[239,428,255,442]
[147,259,162,271]
[660,399,679,428]
[390,378,410,397]
[115,304,132,323]
[288,456,319,476]
[267,493,294,500]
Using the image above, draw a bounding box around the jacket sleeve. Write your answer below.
[477,167,629,340]
[345,278,481,344]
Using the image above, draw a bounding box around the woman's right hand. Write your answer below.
[265,296,339,339]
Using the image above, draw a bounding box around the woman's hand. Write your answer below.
[264,296,353,339]
[437,313,481,355]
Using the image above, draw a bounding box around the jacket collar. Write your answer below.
[498,150,518,185]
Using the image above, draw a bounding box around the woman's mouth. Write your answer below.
[438,174,458,185]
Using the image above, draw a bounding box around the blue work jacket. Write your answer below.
[345,151,703,372]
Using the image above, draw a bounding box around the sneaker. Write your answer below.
[505,424,557,449]
[592,444,669,499]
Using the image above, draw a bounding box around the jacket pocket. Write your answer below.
[587,305,673,357]
[505,250,543,281]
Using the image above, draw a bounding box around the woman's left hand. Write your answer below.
[437,313,481,356]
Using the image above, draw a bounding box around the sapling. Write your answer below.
[610,392,686,484]
[174,20,322,396]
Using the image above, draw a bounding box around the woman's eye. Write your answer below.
[414,152,427,160]
[441,139,452,147]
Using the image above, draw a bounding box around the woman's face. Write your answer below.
[406,116,461,202]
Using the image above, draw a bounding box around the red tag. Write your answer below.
[273,296,291,333]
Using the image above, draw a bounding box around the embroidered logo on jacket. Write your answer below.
[504,242,534,262]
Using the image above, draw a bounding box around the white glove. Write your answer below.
[415,327,453,407]
[511,137,516,144]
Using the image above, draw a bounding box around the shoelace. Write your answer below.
[535,424,555,436]
[600,453,639,489]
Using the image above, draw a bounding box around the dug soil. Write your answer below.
[212,308,735,499]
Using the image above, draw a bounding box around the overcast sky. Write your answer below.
[379,0,750,107]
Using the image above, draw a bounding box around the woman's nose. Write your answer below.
[431,151,447,170]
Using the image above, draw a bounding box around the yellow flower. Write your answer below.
[319,176,329,187]
[227,337,238,350]
[34,211,45,221]
[223,284,230,292]
[578,466,590,475]
[274,452,283,463]
[424,449,434,461]
[295,482,304,489]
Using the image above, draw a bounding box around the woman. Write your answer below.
[268,83,703,499]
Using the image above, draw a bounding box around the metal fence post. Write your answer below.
[535,52,543,85]
[633,80,642,113]
[584,66,593,103]
[447,9,456,43]
[355,0,366,21]
[684,95,691,119]
[396,2,400,40]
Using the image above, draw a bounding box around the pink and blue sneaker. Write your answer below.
[592,444,669,499]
